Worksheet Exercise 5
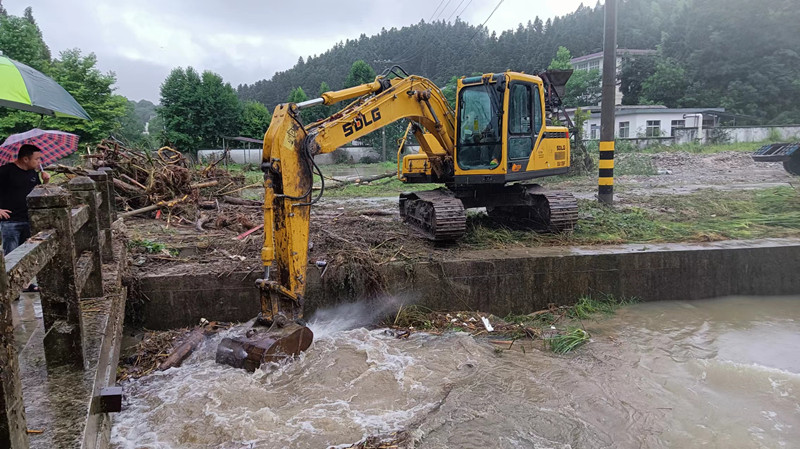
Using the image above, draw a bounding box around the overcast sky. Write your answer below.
[6,0,586,102]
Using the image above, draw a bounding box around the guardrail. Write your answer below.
[0,168,115,448]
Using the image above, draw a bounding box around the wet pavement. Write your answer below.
[12,289,121,448]
[11,292,92,448]
[12,291,40,353]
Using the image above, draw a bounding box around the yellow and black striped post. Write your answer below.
[598,0,617,205]
[598,141,614,202]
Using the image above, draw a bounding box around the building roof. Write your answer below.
[566,106,725,116]
[570,49,658,65]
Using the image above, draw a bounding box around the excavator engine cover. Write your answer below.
[215,322,313,372]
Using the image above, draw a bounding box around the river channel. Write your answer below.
[111,296,800,448]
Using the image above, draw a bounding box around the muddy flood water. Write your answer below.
[110,296,800,449]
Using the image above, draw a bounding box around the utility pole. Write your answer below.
[598,0,617,205]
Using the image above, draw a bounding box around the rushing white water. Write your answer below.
[111,296,800,448]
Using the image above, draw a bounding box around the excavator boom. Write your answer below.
[216,71,460,370]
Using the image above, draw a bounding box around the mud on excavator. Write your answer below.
[216,66,579,370]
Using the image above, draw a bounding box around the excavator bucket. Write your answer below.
[538,69,575,127]
[543,69,573,99]
[216,321,313,372]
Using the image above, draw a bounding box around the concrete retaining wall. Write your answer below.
[131,238,800,330]
[720,126,800,143]
[673,125,800,145]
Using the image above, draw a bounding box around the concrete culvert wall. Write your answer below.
[128,238,800,330]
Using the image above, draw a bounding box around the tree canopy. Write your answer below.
[239,100,271,140]
[238,0,800,124]
[157,67,241,153]
[0,7,128,143]
[344,60,377,88]
[0,10,49,71]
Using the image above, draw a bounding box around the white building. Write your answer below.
[570,49,657,105]
[567,105,725,140]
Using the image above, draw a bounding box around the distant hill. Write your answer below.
[238,0,800,124]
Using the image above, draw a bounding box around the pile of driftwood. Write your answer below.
[47,140,257,223]
[47,140,399,234]
[118,320,231,380]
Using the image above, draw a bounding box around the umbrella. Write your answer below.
[0,128,79,165]
[0,55,91,120]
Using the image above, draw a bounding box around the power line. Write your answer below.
[396,0,458,64]
[478,0,505,30]
[432,0,455,22]
[455,0,474,19]
[428,0,447,21]
[389,0,499,67]
[468,0,505,42]
[385,0,447,68]
[447,0,468,21]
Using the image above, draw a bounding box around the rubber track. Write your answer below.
[400,190,466,241]
[487,187,578,232]
[533,190,579,232]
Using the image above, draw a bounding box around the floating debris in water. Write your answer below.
[332,431,410,449]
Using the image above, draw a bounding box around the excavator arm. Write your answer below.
[217,72,457,371]
[258,73,457,323]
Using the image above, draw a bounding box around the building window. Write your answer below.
[646,120,661,137]
[588,60,600,72]
[590,124,599,140]
[618,121,630,138]
[670,119,685,136]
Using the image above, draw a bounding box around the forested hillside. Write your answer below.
[238,0,800,124]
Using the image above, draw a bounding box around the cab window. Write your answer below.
[509,84,532,134]
[508,83,533,160]
[532,85,542,133]
[457,85,502,170]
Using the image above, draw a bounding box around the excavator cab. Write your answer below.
[451,71,571,183]
[399,70,578,240]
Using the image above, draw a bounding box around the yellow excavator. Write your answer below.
[216,66,578,370]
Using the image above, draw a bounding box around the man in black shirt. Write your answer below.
[0,144,51,261]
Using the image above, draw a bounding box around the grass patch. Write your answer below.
[567,294,637,319]
[638,141,777,155]
[207,163,263,185]
[462,215,538,247]
[576,186,800,243]
[382,294,638,354]
[504,311,559,327]
[390,304,434,329]
[127,239,178,256]
[322,177,439,198]
[615,153,657,176]
[458,187,800,248]
[501,294,636,329]
[546,328,590,354]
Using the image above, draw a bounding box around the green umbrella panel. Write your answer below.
[0,55,91,120]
